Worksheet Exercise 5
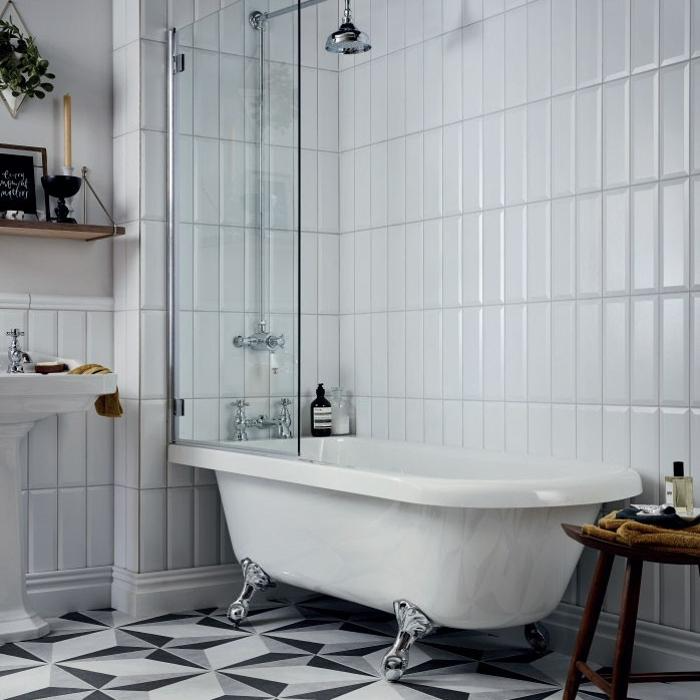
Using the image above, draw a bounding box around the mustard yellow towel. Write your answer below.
[583,510,700,555]
[67,364,123,418]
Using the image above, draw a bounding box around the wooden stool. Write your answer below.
[561,523,700,700]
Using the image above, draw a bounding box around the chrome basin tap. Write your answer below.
[6,329,29,374]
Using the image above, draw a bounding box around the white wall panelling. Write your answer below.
[0,294,116,583]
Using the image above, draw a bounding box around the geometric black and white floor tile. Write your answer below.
[0,593,694,699]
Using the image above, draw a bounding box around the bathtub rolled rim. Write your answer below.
[167,440,642,510]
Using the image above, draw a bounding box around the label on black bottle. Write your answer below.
[313,406,332,429]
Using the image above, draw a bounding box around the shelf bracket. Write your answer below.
[81,166,119,236]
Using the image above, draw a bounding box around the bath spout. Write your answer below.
[244,398,294,439]
[381,600,435,682]
[227,558,274,625]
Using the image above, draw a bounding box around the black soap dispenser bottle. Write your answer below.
[310,383,332,437]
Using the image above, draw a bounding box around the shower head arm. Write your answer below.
[250,0,332,28]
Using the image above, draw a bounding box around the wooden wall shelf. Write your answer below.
[0,219,125,242]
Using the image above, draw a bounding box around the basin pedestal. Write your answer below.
[0,365,117,642]
[0,423,51,642]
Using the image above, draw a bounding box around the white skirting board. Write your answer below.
[111,564,243,619]
[27,567,113,617]
[546,602,700,672]
[26,564,242,620]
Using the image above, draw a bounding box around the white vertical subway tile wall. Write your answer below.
[0,294,115,576]
[110,0,700,646]
[113,0,245,579]
[333,0,700,632]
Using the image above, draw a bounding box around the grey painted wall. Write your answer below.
[0,0,113,297]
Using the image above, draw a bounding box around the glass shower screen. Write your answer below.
[169,3,301,455]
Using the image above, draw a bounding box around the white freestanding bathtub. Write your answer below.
[169,436,641,680]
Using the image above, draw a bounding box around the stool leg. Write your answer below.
[563,551,615,700]
[610,559,643,700]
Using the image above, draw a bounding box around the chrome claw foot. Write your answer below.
[227,558,273,626]
[381,600,435,682]
[524,622,550,653]
[227,601,249,624]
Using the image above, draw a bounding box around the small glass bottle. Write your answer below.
[665,461,695,516]
[330,387,351,435]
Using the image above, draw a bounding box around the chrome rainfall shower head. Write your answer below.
[325,0,371,54]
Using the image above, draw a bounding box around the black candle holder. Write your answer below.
[41,175,82,223]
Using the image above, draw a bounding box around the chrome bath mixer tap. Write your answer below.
[231,398,293,441]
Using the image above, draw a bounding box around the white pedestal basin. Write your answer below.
[0,363,117,643]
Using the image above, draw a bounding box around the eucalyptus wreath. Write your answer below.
[0,18,54,99]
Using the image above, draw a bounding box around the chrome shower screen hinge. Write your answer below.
[172,398,185,417]
[172,53,185,74]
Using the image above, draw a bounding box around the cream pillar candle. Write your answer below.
[63,94,72,169]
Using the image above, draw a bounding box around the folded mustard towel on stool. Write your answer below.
[583,509,700,555]
[67,364,124,418]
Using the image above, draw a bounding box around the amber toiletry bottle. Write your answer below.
[310,383,332,437]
